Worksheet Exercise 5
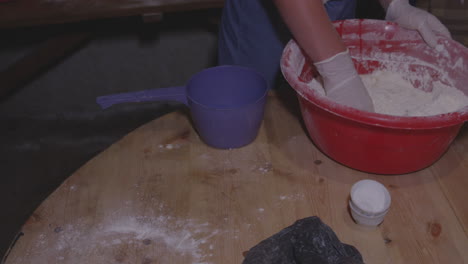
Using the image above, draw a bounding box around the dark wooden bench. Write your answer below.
[0,0,225,100]
[0,0,224,29]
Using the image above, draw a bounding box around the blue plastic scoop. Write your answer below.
[96,65,269,149]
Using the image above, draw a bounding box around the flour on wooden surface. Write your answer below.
[15,211,219,264]
[257,162,273,174]
[308,70,468,116]
[279,193,305,201]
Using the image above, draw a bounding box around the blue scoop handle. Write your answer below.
[96,86,188,109]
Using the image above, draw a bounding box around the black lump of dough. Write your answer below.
[242,216,364,264]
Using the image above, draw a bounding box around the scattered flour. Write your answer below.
[309,70,468,116]
[14,214,219,264]
[257,162,273,174]
[279,193,305,201]
[159,143,180,150]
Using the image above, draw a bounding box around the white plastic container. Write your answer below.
[349,179,391,226]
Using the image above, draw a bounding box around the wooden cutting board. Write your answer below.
[4,93,468,263]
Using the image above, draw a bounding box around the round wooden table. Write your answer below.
[4,93,468,263]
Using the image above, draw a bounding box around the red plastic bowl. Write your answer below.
[280,19,468,174]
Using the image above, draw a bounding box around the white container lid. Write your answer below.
[349,179,391,226]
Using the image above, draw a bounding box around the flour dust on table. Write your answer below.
[11,210,220,264]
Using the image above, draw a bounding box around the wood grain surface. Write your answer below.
[0,0,224,28]
[4,93,468,263]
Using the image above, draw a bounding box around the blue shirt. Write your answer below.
[218,0,357,89]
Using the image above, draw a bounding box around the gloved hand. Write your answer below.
[385,0,452,47]
[314,50,374,112]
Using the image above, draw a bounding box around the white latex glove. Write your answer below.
[314,50,374,112]
[386,0,452,47]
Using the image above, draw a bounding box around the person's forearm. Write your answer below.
[273,0,346,62]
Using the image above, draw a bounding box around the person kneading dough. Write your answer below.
[218,0,451,112]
